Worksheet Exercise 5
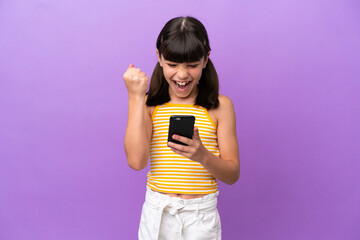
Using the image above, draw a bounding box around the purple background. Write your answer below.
[1,0,359,239]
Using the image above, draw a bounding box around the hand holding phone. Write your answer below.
[168,115,195,146]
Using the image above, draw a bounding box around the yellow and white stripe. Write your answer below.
[147,103,220,194]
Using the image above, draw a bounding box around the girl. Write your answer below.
[123,16,239,240]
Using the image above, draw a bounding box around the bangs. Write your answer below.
[161,33,205,63]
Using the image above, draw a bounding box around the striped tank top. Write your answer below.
[147,103,220,194]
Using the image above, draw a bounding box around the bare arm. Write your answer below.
[168,95,240,184]
[123,64,152,170]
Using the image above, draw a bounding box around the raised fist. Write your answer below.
[123,64,149,97]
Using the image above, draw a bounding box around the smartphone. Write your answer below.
[168,115,195,146]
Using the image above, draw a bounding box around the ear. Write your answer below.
[156,49,163,67]
[203,52,210,68]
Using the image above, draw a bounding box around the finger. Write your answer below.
[132,75,139,81]
[169,145,189,158]
[168,141,188,151]
[138,72,146,77]
[193,127,200,140]
[130,67,139,73]
[143,76,149,83]
[172,134,192,146]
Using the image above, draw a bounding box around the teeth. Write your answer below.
[176,81,188,86]
[176,82,187,86]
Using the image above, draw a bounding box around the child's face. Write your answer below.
[157,50,209,102]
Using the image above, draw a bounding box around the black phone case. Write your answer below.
[168,115,195,146]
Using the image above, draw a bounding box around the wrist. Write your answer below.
[200,149,212,166]
[128,94,146,102]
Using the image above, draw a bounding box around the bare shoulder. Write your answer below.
[209,94,235,126]
[218,94,236,124]
[144,95,156,119]
[144,95,154,142]
[218,94,234,110]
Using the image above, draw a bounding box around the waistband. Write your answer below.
[144,186,219,240]
[145,186,218,214]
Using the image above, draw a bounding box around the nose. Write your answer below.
[177,66,189,80]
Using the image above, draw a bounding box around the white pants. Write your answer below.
[138,186,221,240]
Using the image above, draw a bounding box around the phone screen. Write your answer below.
[168,115,195,146]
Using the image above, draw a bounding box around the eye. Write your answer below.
[188,64,199,68]
[167,63,177,67]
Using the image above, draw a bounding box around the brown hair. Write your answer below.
[146,16,219,109]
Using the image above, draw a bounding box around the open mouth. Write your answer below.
[173,80,192,92]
